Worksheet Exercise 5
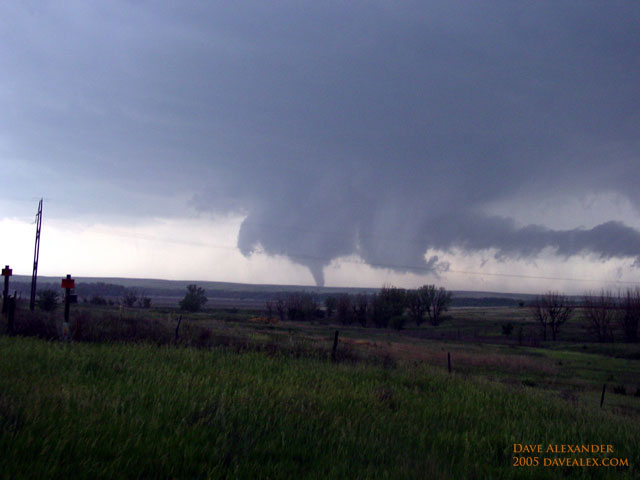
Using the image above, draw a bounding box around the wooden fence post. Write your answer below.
[7,295,15,336]
[2,265,11,314]
[61,275,75,341]
[600,384,606,408]
[175,315,183,343]
[448,352,451,374]
[331,330,339,362]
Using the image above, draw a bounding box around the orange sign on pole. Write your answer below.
[1,267,11,276]
[61,278,75,289]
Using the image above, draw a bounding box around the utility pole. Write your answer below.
[29,198,43,311]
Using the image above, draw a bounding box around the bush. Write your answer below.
[336,294,352,325]
[265,300,275,320]
[391,315,405,330]
[16,310,58,339]
[285,292,317,321]
[613,385,626,396]
[275,298,286,322]
[324,296,337,319]
[122,289,138,308]
[372,286,406,328]
[353,294,369,327]
[37,289,59,312]
[620,288,640,342]
[179,285,207,312]
[89,295,107,306]
[502,322,514,336]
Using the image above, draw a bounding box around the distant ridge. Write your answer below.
[10,274,537,300]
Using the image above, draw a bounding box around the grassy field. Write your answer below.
[1,304,639,478]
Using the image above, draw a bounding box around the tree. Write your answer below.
[530,296,549,341]
[372,286,406,328]
[138,291,151,308]
[583,290,616,343]
[179,284,207,312]
[371,293,385,328]
[265,299,275,320]
[406,290,427,326]
[336,294,353,325]
[421,285,452,326]
[285,292,317,321]
[37,288,59,312]
[391,314,406,330]
[275,297,286,322]
[545,292,573,341]
[620,288,640,342]
[502,322,514,336]
[353,293,369,327]
[530,291,573,341]
[122,289,138,308]
[324,296,337,319]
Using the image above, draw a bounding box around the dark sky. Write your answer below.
[2,1,639,290]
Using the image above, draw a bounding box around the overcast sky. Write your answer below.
[1,1,639,293]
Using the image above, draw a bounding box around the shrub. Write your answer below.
[122,289,138,308]
[285,292,317,321]
[620,288,640,342]
[502,322,514,336]
[391,315,405,330]
[613,385,626,396]
[89,295,107,306]
[275,298,286,322]
[138,294,151,309]
[15,309,57,339]
[324,296,337,319]
[37,289,59,312]
[265,300,274,320]
[179,285,207,312]
[336,294,352,325]
[372,286,406,328]
[353,294,369,327]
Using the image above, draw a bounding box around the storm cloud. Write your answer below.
[2,2,639,286]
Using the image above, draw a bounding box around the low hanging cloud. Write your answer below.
[235,191,640,287]
[2,2,639,286]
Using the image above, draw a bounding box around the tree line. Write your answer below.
[530,289,640,343]
[264,285,452,330]
[30,280,640,343]
[34,287,152,312]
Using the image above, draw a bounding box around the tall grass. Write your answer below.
[0,336,637,479]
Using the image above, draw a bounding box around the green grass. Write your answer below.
[11,304,640,415]
[0,336,638,479]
